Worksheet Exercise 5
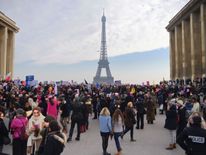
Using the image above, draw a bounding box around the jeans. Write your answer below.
[124,125,134,140]
[100,132,110,154]
[169,130,176,144]
[114,132,122,152]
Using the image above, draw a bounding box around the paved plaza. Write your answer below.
[3,114,185,155]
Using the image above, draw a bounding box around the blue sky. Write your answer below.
[0,0,189,83]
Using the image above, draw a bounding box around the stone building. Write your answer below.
[166,0,206,82]
[0,11,19,79]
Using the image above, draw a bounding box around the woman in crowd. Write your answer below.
[38,115,55,155]
[164,100,178,150]
[27,107,45,155]
[123,102,136,142]
[145,95,155,124]
[47,95,59,120]
[0,110,9,154]
[112,108,124,155]
[176,99,187,137]
[99,107,112,155]
[10,108,28,155]
[191,96,200,113]
[43,120,66,155]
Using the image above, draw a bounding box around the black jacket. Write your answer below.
[71,101,83,122]
[0,118,9,146]
[164,105,177,130]
[177,126,206,155]
[177,106,187,136]
[60,102,71,118]
[43,131,66,155]
[135,97,145,114]
[124,107,136,128]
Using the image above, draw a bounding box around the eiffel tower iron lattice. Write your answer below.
[93,12,114,84]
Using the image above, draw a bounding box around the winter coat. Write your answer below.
[0,118,9,146]
[71,102,83,122]
[177,106,187,135]
[135,97,145,114]
[27,114,45,147]
[164,105,177,130]
[177,126,206,155]
[10,116,28,139]
[146,98,155,121]
[38,127,49,155]
[47,99,59,119]
[124,107,136,128]
[43,131,66,155]
[60,102,71,118]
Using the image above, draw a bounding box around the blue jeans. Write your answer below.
[114,132,122,152]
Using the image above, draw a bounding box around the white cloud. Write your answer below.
[1,0,190,65]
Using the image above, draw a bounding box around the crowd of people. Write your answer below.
[0,79,205,155]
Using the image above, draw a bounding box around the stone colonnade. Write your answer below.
[0,12,19,79]
[166,0,206,81]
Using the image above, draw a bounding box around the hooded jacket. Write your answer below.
[43,131,66,155]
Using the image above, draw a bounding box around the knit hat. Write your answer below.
[16,108,25,116]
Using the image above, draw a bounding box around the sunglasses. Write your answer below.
[33,111,40,114]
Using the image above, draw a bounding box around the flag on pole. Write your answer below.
[5,72,11,81]
[84,79,88,85]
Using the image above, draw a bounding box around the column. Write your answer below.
[190,11,202,80]
[182,19,191,80]
[6,30,15,78]
[201,3,206,78]
[169,31,176,80]
[175,25,183,79]
[0,26,8,79]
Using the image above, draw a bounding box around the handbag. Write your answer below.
[3,136,11,145]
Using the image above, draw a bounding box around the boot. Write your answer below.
[166,144,173,150]
[115,151,122,155]
[173,143,176,149]
[67,137,72,142]
[115,148,122,155]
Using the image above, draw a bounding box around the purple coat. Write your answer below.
[10,116,28,139]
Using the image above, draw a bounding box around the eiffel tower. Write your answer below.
[93,12,114,84]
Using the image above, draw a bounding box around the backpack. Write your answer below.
[20,120,28,140]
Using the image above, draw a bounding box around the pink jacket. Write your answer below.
[47,99,59,119]
[10,116,28,139]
